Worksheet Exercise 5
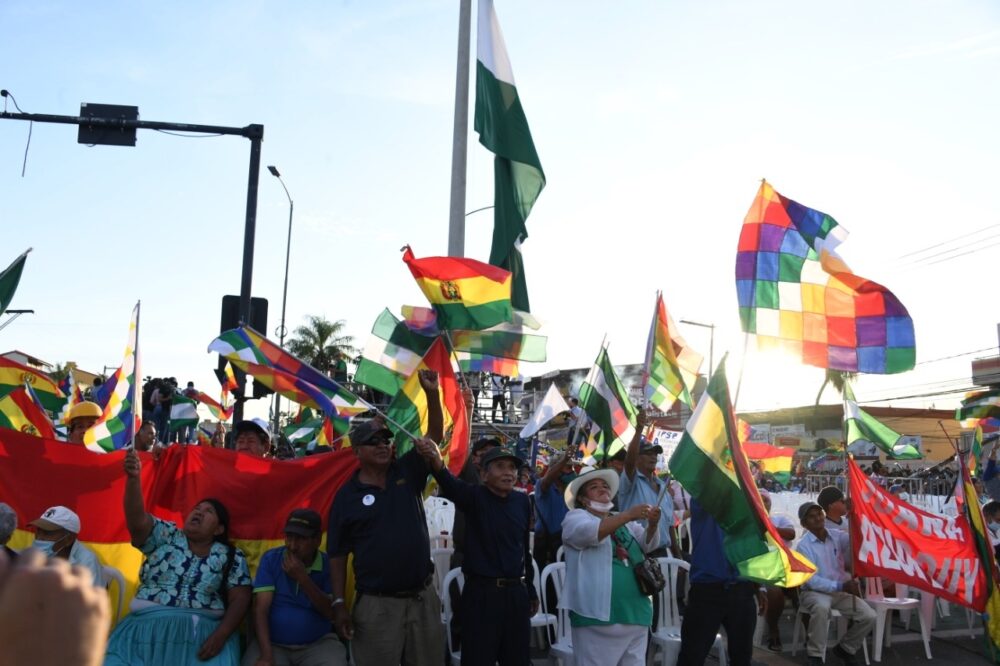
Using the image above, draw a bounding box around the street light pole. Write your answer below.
[680,319,715,381]
[268,165,293,435]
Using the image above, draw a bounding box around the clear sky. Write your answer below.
[2,0,998,419]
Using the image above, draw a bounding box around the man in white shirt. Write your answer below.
[795,502,875,666]
[30,506,103,587]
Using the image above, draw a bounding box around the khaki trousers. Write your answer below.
[351,584,444,666]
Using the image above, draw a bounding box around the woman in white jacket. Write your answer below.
[559,467,661,666]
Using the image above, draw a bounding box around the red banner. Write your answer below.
[847,457,987,610]
[0,429,360,610]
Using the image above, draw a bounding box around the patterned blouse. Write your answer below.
[133,518,251,611]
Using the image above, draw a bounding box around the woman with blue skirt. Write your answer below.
[105,449,252,665]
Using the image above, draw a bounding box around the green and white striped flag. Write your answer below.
[354,309,436,397]
[169,393,199,430]
[578,346,637,458]
[475,0,545,312]
[844,384,921,459]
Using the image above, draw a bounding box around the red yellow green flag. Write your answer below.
[385,337,470,474]
[668,356,816,586]
[0,430,359,621]
[401,245,513,331]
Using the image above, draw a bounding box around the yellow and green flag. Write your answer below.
[668,356,816,586]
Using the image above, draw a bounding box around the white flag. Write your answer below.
[520,384,570,439]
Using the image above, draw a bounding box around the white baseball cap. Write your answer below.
[30,506,81,534]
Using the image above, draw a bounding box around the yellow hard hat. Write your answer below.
[68,401,102,421]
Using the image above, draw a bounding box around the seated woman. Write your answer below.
[105,449,252,665]
[560,466,660,666]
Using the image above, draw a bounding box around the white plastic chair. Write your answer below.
[541,562,573,666]
[647,557,726,666]
[530,558,557,643]
[102,564,126,625]
[556,545,565,563]
[431,547,454,600]
[791,600,871,664]
[440,568,464,666]
[677,518,693,554]
[430,533,453,550]
[864,578,930,661]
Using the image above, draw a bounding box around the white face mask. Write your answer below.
[585,500,615,513]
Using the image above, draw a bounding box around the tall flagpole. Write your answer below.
[447,0,472,257]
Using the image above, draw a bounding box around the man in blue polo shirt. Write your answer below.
[619,412,674,557]
[677,498,763,666]
[327,370,445,665]
[243,508,346,666]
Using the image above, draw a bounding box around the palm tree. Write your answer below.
[49,362,71,383]
[286,316,358,374]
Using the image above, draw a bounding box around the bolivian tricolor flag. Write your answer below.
[742,442,795,486]
[0,384,57,439]
[668,357,815,587]
[0,430,358,622]
[385,337,470,474]
[402,245,513,331]
[0,356,64,413]
[956,444,1000,661]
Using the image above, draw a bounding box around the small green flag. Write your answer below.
[844,384,921,459]
[0,249,30,315]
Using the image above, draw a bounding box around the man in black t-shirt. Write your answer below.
[327,370,444,665]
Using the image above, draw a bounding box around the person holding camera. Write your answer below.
[559,467,660,666]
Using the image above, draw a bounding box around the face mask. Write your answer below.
[585,500,615,513]
[560,473,577,486]
[990,521,1000,534]
[34,535,67,557]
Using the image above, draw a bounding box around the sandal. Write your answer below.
[766,639,782,652]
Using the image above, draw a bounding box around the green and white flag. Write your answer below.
[475,0,545,312]
[0,249,30,315]
[578,346,637,457]
[844,384,921,459]
[354,309,436,397]
[169,393,199,430]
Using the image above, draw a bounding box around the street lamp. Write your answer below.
[680,319,715,381]
[268,165,293,434]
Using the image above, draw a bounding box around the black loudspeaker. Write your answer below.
[219,296,271,399]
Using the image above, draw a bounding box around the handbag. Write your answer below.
[612,527,666,596]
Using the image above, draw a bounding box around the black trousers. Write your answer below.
[459,578,531,666]
[677,581,757,666]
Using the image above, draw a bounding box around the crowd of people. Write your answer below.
[2,369,997,666]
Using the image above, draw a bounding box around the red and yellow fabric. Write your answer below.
[401,246,513,330]
[0,429,359,620]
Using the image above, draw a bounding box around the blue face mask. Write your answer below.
[560,473,577,486]
[990,521,1000,534]
[33,535,68,557]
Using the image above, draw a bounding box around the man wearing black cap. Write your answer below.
[327,370,445,665]
[415,438,538,666]
[620,411,673,558]
[795,502,874,666]
[245,509,347,666]
[817,485,849,534]
[451,437,501,568]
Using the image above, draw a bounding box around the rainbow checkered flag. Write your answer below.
[84,302,141,452]
[736,181,915,374]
